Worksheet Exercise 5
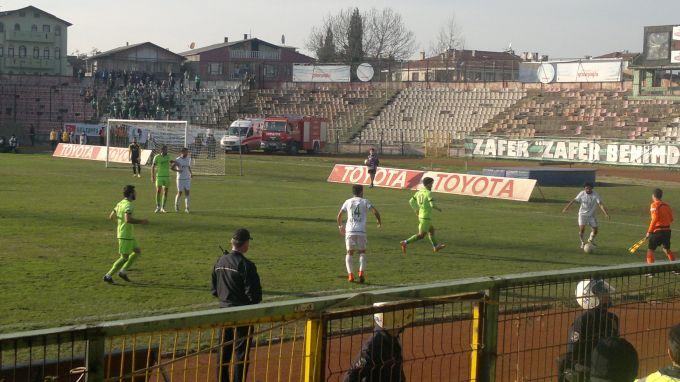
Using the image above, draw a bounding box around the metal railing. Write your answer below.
[1,262,679,381]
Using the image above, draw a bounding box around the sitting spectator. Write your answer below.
[636,323,680,381]
[9,134,18,153]
[343,303,413,382]
[558,279,619,382]
[49,128,58,150]
[589,337,639,382]
[79,132,88,145]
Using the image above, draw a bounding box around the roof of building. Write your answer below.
[406,49,521,69]
[179,37,310,58]
[89,42,184,60]
[0,5,72,26]
[595,51,640,60]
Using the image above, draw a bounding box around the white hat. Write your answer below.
[373,302,415,330]
[575,279,615,310]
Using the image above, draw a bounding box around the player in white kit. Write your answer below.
[562,182,610,248]
[337,185,382,283]
[172,147,192,213]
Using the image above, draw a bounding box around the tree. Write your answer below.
[305,8,353,61]
[317,26,336,62]
[346,8,364,64]
[429,14,465,56]
[364,8,416,60]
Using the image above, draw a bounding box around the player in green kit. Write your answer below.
[103,185,148,284]
[400,177,446,254]
[152,145,173,213]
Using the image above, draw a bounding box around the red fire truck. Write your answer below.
[260,115,327,154]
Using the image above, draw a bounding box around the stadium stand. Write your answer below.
[238,84,394,141]
[176,84,243,126]
[482,89,680,140]
[0,75,100,142]
[360,88,526,144]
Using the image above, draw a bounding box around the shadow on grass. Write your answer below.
[451,250,589,267]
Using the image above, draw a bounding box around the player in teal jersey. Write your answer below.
[103,185,148,284]
[152,145,173,213]
[400,177,446,254]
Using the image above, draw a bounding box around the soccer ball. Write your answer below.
[583,243,596,254]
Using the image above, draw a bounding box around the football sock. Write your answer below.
[579,232,585,244]
[345,255,353,274]
[428,233,438,247]
[155,193,161,208]
[588,232,596,242]
[646,250,655,264]
[666,251,676,261]
[405,234,420,244]
[161,193,166,208]
[185,196,190,210]
[107,255,128,276]
[175,194,180,209]
[121,252,139,271]
[359,254,366,272]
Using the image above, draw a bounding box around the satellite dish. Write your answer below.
[357,63,374,82]
[537,63,555,84]
[189,42,196,49]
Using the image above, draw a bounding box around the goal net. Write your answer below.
[106,119,225,175]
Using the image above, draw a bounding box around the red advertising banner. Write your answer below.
[53,143,152,164]
[327,164,537,202]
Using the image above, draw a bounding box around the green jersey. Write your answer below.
[409,189,435,219]
[114,198,134,239]
[153,154,170,177]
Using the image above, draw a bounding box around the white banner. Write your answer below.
[672,50,680,64]
[673,26,680,40]
[53,143,153,165]
[293,65,350,83]
[64,122,104,136]
[556,61,621,82]
[466,137,680,167]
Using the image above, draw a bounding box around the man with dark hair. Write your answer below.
[172,147,192,213]
[212,228,262,382]
[128,137,142,178]
[8,134,18,153]
[637,323,680,381]
[563,182,610,249]
[344,302,413,382]
[588,337,638,382]
[103,185,148,284]
[645,188,675,264]
[365,148,380,188]
[558,279,620,382]
[400,177,446,254]
[337,184,382,283]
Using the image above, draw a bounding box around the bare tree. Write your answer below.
[305,8,353,61]
[364,8,416,60]
[429,14,465,56]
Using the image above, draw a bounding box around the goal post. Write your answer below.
[105,119,225,175]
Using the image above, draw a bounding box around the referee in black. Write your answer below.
[128,137,142,178]
[211,228,262,382]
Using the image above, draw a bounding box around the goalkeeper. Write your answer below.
[400,177,446,254]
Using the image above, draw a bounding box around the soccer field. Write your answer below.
[1,153,677,333]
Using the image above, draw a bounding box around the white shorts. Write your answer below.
[578,214,598,228]
[345,235,367,252]
[177,179,191,191]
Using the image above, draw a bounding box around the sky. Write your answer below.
[4,0,680,59]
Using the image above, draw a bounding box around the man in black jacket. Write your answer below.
[344,302,413,382]
[211,228,262,382]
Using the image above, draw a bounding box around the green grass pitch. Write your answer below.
[0,153,676,333]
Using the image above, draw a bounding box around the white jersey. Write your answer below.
[175,156,191,180]
[340,197,373,236]
[574,190,602,216]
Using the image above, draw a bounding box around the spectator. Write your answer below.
[211,228,262,382]
[99,126,106,146]
[28,125,35,146]
[344,303,413,382]
[558,279,619,382]
[69,130,77,144]
[9,134,18,153]
[79,132,88,145]
[589,337,638,382]
[637,323,680,381]
[206,132,217,159]
[49,128,58,150]
[61,129,69,143]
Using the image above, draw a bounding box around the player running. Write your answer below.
[172,147,192,213]
[400,177,446,254]
[645,188,675,264]
[129,138,142,178]
[103,185,148,284]
[151,145,173,213]
[337,185,382,283]
[562,182,610,249]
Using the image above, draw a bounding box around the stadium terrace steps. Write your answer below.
[481,90,680,141]
[236,85,392,142]
[359,88,526,144]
